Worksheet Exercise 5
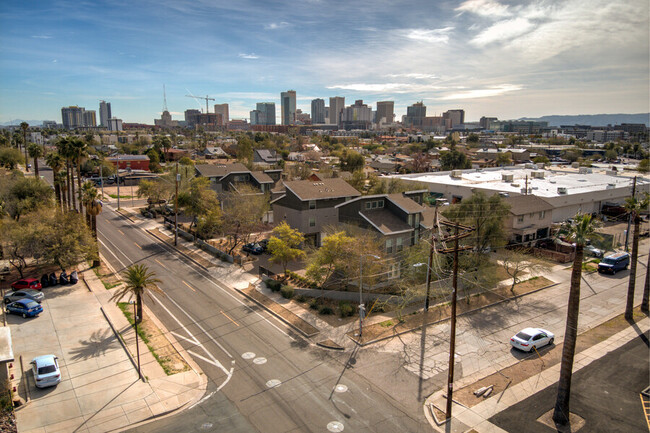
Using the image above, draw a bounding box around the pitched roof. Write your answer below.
[359,209,413,235]
[195,163,249,179]
[254,149,280,162]
[283,178,361,201]
[504,195,554,215]
[387,194,425,214]
[250,171,273,184]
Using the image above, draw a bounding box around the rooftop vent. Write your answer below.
[450,170,463,178]
[502,173,514,182]
[578,167,592,174]
[557,187,568,195]
[531,171,545,179]
[606,183,616,189]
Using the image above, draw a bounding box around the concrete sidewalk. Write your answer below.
[10,262,206,433]
[423,317,650,433]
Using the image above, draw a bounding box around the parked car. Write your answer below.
[31,355,61,388]
[11,278,42,291]
[258,239,269,252]
[242,242,264,255]
[4,289,44,304]
[6,299,43,318]
[510,328,554,352]
[597,252,630,274]
[585,245,603,258]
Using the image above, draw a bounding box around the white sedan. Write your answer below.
[510,328,555,352]
[31,355,61,388]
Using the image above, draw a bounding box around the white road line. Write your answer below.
[187,350,222,367]
[98,237,129,270]
[188,391,216,410]
[170,331,198,345]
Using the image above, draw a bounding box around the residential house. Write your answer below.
[200,146,228,159]
[253,149,281,166]
[503,195,554,244]
[195,163,282,197]
[271,178,362,246]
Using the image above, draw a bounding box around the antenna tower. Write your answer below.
[163,84,168,112]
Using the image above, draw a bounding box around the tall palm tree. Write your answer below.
[624,193,650,320]
[57,138,75,211]
[70,138,88,213]
[110,265,163,324]
[27,143,43,178]
[80,181,96,228]
[81,181,103,267]
[55,171,68,210]
[553,213,597,426]
[45,152,64,209]
[20,122,29,172]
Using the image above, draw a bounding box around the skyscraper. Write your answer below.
[214,103,229,126]
[329,96,344,126]
[99,100,112,127]
[404,101,426,127]
[311,98,325,124]
[444,109,465,127]
[340,100,372,130]
[376,101,394,125]
[257,103,276,125]
[61,106,84,129]
[83,110,97,127]
[281,90,296,125]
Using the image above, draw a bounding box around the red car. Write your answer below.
[11,278,42,291]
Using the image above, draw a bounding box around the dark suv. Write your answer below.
[597,252,630,274]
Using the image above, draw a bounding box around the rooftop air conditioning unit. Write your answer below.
[557,187,568,195]
[531,171,545,179]
[578,167,592,174]
[512,183,520,187]
[525,163,534,169]
[606,170,617,176]
[450,170,463,178]
[502,173,514,182]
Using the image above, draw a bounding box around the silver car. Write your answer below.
[510,328,555,352]
[3,289,44,304]
[31,355,61,388]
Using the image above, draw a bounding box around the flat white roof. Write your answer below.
[393,167,640,198]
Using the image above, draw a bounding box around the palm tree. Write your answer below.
[27,143,43,178]
[624,193,650,320]
[70,138,88,213]
[55,171,68,210]
[553,213,597,426]
[20,122,29,172]
[57,137,76,211]
[642,248,650,313]
[45,152,64,209]
[81,181,103,267]
[110,264,163,324]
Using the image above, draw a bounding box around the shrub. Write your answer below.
[295,295,307,303]
[339,301,354,317]
[266,279,282,292]
[319,305,334,315]
[280,285,294,299]
[309,299,319,310]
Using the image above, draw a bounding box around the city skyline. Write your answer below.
[1,0,648,124]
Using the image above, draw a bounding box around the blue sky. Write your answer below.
[1,0,648,125]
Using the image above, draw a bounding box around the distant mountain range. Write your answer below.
[0,119,47,127]
[519,113,650,127]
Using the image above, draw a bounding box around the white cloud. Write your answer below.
[386,73,438,80]
[440,84,522,100]
[456,0,511,18]
[471,17,534,46]
[31,35,52,39]
[327,82,445,94]
[398,27,454,44]
[238,53,259,59]
[264,22,289,30]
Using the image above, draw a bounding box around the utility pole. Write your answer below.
[525,175,528,195]
[116,155,120,210]
[436,220,474,421]
[175,162,179,246]
[424,206,437,311]
[624,176,637,251]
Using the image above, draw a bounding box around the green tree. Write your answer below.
[533,155,550,166]
[111,264,163,324]
[1,214,42,277]
[306,231,355,289]
[27,142,43,178]
[623,192,650,320]
[0,175,53,221]
[496,152,512,166]
[236,136,254,164]
[177,177,220,229]
[57,137,75,211]
[340,150,364,172]
[499,249,551,292]
[442,191,510,253]
[466,133,480,146]
[70,138,88,212]
[553,213,598,426]
[604,148,618,162]
[222,184,269,253]
[153,136,172,162]
[268,222,306,276]
[40,210,97,271]
[637,159,649,173]
[45,152,64,208]
[0,147,24,170]
[137,179,170,210]
[440,149,472,170]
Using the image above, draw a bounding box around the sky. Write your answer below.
[1,0,648,125]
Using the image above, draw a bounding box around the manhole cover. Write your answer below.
[253,357,267,365]
[266,379,282,388]
[334,384,348,393]
[327,421,344,432]
[242,352,255,360]
[200,422,213,430]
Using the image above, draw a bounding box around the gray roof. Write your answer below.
[359,209,413,235]
[387,194,425,214]
[195,163,249,179]
[254,149,280,162]
[504,195,553,215]
[250,171,274,184]
[284,178,361,201]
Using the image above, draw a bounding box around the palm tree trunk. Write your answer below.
[625,216,640,320]
[76,162,83,213]
[136,293,143,325]
[66,162,72,210]
[69,161,77,211]
[52,169,61,208]
[34,157,39,177]
[61,176,68,210]
[642,246,649,313]
[553,245,584,426]
[91,214,100,267]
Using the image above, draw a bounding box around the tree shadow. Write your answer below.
[69,328,119,361]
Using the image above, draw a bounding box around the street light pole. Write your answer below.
[175,162,179,246]
[116,155,121,210]
[446,222,460,419]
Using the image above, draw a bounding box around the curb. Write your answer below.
[145,229,211,272]
[352,282,561,346]
[316,340,345,351]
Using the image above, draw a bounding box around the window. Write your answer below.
[366,200,385,210]
[366,202,372,210]
[309,200,316,210]
[539,210,545,219]
[396,237,403,252]
[386,239,393,254]
[517,215,524,223]
[309,217,316,227]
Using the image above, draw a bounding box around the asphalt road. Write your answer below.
[489,330,650,433]
[96,205,427,433]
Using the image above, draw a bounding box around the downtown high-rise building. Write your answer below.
[340,100,372,130]
[251,102,276,125]
[443,109,465,127]
[281,90,296,125]
[99,100,112,127]
[329,96,344,126]
[403,101,426,127]
[61,106,96,129]
[376,101,394,125]
[311,98,325,124]
[213,103,229,126]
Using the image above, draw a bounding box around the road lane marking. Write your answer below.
[118,229,125,236]
[220,310,239,327]
[98,237,129,270]
[182,280,197,292]
[134,242,142,249]
[188,350,223,368]
[154,259,164,267]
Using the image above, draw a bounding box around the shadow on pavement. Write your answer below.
[69,328,120,361]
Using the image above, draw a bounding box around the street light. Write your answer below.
[129,300,143,382]
[359,254,380,341]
